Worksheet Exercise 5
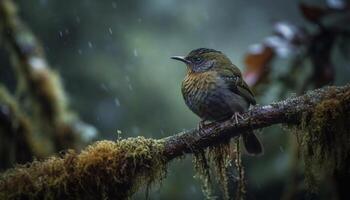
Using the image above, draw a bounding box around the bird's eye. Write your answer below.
[194,57,202,63]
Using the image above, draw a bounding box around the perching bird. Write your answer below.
[171,48,263,155]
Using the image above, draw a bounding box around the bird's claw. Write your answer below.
[198,120,208,135]
[231,112,245,124]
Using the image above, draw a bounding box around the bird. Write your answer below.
[171,48,263,155]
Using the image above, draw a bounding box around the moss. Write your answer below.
[208,142,232,200]
[193,150,213,199]
[1,0,81,152]
[0,136,167,200]
[193,139,244,200]
[234,140,246,200]
[0,86,38,168]
[299,88,350,194]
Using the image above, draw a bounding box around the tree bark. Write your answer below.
[163,85,350,160]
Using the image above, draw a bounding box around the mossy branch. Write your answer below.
[0,0,95,152]
[162,85,350,160]
[0,86,37,170]
[0,85,349,199]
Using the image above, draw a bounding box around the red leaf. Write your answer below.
[243,44,275,87]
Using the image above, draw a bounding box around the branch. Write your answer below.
[163,85,349,160]
[1,85,349,199]
[0,0,96,151]
[0,86,36,170]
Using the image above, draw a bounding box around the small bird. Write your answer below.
[171,48,263,155]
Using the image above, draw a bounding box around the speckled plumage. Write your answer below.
[172,48,263,155]
[182,71,249,121]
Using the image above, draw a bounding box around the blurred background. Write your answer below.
[0,0,349,199]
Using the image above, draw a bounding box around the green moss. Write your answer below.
[299,89,350,193]
[193,139,244,200]
[0,136,167,200]
[193,150,213,199]
[0,86,38,168]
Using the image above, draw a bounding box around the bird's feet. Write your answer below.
[231,112,245,124]
[198,120,209,135]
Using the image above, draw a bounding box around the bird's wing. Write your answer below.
[219,65,256,105]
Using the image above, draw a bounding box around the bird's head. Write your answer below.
[171,48,231,73]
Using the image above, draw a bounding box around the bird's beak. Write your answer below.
[171,56,190,64]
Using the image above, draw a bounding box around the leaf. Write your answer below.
[243,44,274,87]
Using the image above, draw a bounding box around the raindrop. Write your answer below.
[100,83,109,92]
[76,16,81,23]
[88,41,93,48]
[112,1,117,8]
[78,49,83,55]
[114,98,120,107]
[59,31,63,37]
[128,84,133,91]
[108,27,113,35]
[133,49,138,57]
[279,146,284,152]
[125,75,130,82]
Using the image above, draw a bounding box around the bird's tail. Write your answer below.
[242,131,263,156]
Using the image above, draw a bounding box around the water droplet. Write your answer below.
[133,49,138,57]
[112,1,117,8]
[279,146,284,152]
[100,83,109,92]
[88,41,93,48]
[114,98,120,106]
[108,27,113,35]
[76,16,81,23]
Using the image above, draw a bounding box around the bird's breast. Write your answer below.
[181,71,249,121]
[181,71,223,118]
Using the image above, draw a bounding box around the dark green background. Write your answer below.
[1,0,349,199]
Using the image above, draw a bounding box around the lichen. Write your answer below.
[234,140,246,200]
[299,88,350,194]
[193,139,244,200]
[0,136,167,200]
[193,150,213,199]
